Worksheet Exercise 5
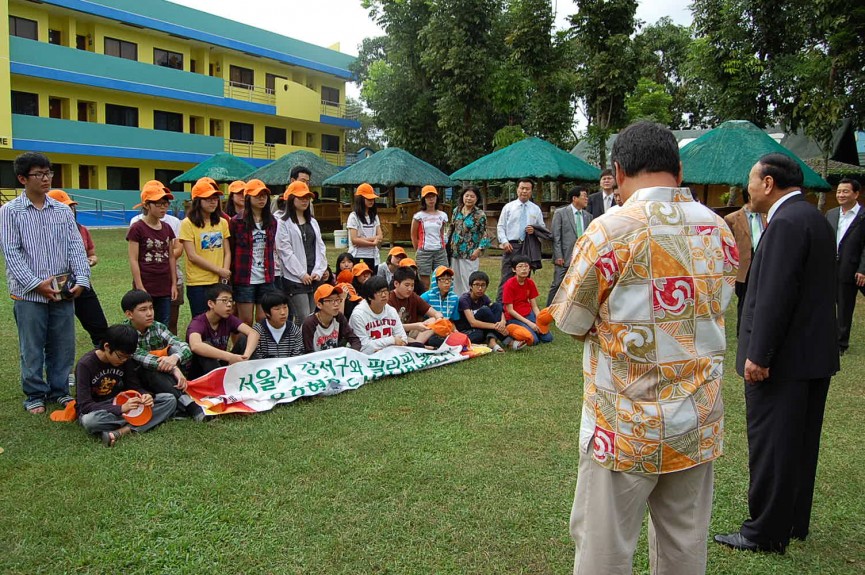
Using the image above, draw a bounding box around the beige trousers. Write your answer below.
[570,450,714,575]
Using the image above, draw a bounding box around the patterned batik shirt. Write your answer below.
[549,187,739,474]
[449,207,491,259]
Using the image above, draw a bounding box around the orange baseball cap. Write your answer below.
[314,283,343,303]
[228,180,246,195]
[387,246,407,258]
[47,189,77,206]
[434,265,454,278]
[337,282,362,302]
[283,180,314,200]
[429,318,455,337]
[244,179,270,197]
[113,390,153,427]
[398,258,417,268]
[134,180,174,208]
[507,324,535,345]
[191,177,222,199]
[336,269,354,284]
[421,185,438,197]
[355,183,378,199]
[352,262,373,277]
[536,308,554,335]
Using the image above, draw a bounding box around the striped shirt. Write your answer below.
[251,320,304,359]
[0,194,91,302]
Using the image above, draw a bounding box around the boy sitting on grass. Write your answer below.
[186,285,259,378]
[302,284,362,353]
[122,289,205,422]
[420,265,461,347]
[455,271,523,352]
[76,324,177,447]
[502,254,553,345]
[251,291,304,359]
[388,266,442,345]
[349,276,408,353]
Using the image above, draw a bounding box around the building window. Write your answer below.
[321,134,340,153]
[265,127,286,146]
[48,97,67,119]
[230,122,254,143]
[155,169,184,192]
[229,65,254,88]
[104,37,137,61]
[48,29,62,45]
[107,167,140,190]
[9,16,37,40]
[265,73,286,94]
[105,104,139,127]
[154,48,183,70]
[11,91,39,116]
[321,86,340,106]
[154,110,183,133]
[0,161,17,188]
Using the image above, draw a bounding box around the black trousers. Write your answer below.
[496,246,520,302]
[740,376,830,548]
[734,281,748,337]
[836,281,859,351]
[188,336,247,380]
[74,286,108,347]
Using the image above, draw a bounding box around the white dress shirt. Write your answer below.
[497,199,542,244]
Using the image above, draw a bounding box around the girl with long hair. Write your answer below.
[347,183,382,271]
[411,185,449,289]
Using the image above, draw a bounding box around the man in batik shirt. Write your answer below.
[549,121,738,575]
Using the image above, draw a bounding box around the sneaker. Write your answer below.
[491,344,505,353]
[57,394,75,407]
[510,340,526,351]
[67,373,75,387]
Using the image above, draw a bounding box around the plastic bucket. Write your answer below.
[334,229,348,249]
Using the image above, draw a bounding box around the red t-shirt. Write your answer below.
[126,220,176,297]
[502,276,538,320]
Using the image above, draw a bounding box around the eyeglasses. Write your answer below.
[470,283,488,288]
[149,200,170,207]
[112,350,131,362]
[27,171,54,180]
[320,297,342,305]
[437,277,453,282]
[215,298,234,305]
[375,289,390,297]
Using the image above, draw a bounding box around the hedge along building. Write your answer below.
[0,0,359,211]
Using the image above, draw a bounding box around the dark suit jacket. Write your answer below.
[552,206,592,264]
[724,208,767,284]
[736,194,839,380]
[825,205,865,285]
[587,191,612,220]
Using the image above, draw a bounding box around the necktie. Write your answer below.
[606,195,613,210]
[575,210,583,237]
[519,203,527,240]
[750,213,762,249]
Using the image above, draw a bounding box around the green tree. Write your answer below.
[625,78,673,125]
[344,98,385,154]
[632,17,694,128]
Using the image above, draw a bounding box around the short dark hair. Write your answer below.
[14,152,51,178]
[839,178,861,193]
[101,324,139,355]
[290,165,311,180]
[392,266,416,288]
[261,290,289,315]
[600,168,614,178]
[756,153,803,190]
[510,254,531,269]
[206,284,233,303]
[467,270,489,287]
[517,178,534,189]
[610,121,680,179]
[361,275,388,301]
[458,185,482,207]
[121,289,153,312]
[568,186,589,200]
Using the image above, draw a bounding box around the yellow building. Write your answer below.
[0,0,358,199]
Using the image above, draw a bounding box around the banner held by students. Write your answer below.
[187,343,488,415]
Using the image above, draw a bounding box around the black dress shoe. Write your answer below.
[713,532,786,554]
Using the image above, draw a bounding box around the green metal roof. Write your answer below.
[43,0,355,78]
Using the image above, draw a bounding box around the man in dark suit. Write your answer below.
[586,168,616,219]
[546,186,592,305]
[724,198,767,334]
[715,153,839,554]
[825,178,865,355]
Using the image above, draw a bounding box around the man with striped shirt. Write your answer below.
[0,152,91,414]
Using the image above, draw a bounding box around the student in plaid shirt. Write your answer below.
[121,290,205,421]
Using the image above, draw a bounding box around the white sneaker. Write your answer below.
[492,344,505,353]
[510,340,526,351]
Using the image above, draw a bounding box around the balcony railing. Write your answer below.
[224,81,276,106]
[321,100,359,120]
[225,140,277,160]
[320,150,345,166]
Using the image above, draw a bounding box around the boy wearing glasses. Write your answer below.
[252,291,304,359]
[0,152,91,414]
[75,324,177,447]
[186,285,259,378]
[302,284,361,353]
[349,276,407,353]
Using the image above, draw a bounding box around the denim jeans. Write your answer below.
[152,296,172,326]
[13,299,76,409]
[507,310,553,345]
[186,284,217,319]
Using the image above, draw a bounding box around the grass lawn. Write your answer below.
[0,228,863,574]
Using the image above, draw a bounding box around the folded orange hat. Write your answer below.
[536,308,554,335]
[429,318,455,337]
[507,324,535,345]
[336,269,354,284]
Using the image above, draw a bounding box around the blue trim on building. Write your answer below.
[42,0,354,79]
[11,62,276,115]
[12,139,220,163]
[320,115,362,129]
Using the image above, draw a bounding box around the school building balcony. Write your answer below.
[12,114,223,163]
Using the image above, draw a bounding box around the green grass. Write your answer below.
[0,228,863,574]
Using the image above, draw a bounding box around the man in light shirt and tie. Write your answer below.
[496,178,542,302]
[547,186,592,306]
[586,168,616,219]
[724,195,766,334]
